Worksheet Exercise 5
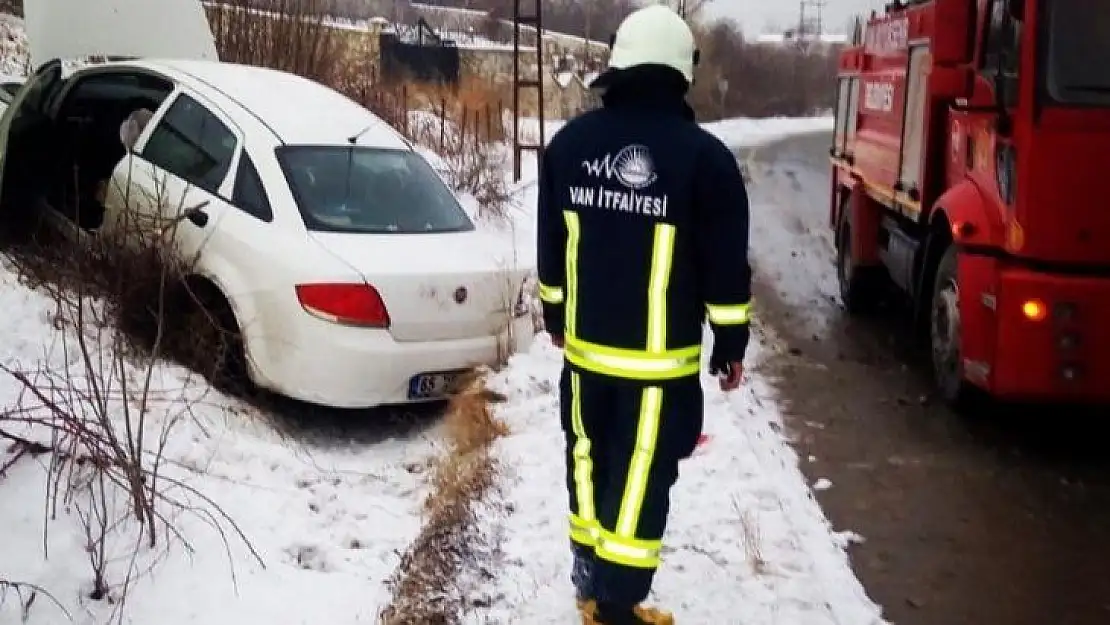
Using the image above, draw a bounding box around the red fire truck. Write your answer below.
[829,0,1110,407]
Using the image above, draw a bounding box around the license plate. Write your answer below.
[408,371,465,400]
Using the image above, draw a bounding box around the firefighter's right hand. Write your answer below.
[716,361,744,392]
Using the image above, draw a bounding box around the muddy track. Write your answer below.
[742,132,1110,625]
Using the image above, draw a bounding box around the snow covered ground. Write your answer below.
[0,259,440,623]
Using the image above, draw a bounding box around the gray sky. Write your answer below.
[704,0,886,35]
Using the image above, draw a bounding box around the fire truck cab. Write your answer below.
[830,0,1110,407]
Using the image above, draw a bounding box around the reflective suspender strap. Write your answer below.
[646,224,676,353]
[563,210,581,337]
[595,386,665,570]
[706,301,751,325]
[538,281,565,305]
[567,371,599,548]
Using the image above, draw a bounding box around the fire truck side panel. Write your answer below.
[933,178,1007,250]
[955,253,999,390]
[1019,113,1110,265]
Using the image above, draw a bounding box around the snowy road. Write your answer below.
[741,131,1110,625]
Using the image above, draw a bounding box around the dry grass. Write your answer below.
[735,498,768,576]
[378,375,509,625]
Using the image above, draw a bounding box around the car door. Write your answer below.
[0,60,64,208]
[23,0,217,70]
[104,89,243,264]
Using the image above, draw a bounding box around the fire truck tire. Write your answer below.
[929,245,973,408]
[836,218,883,315]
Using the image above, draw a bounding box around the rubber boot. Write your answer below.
[582,601,675,625]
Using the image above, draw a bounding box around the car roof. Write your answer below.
[125,59,412,150]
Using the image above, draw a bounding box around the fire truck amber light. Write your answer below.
[951,221,975,239]
[1021,299,1047,321]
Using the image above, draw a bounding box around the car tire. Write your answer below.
[186,282,248,394]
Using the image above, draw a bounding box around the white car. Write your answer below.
[0,0,534,408]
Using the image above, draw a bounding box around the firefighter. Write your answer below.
[535,4,752,624]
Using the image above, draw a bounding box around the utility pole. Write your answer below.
[512,0,545,182]
[798,0,828,43]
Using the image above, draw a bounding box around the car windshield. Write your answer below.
[276,146,474,234]
[1043,0,1110,105]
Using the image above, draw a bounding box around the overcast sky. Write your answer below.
[705,0,887,35]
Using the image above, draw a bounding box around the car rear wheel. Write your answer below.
[185,281,248,394]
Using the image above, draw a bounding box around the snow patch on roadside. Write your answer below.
[0,258,438,624]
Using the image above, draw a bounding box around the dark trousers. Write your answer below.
[559,365,704,607]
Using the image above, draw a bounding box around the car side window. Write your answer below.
[141,93,238,194]
[232,154,273,222]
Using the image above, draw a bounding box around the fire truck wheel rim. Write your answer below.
[931,276,962,386]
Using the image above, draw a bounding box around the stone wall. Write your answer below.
[456,46,594,119]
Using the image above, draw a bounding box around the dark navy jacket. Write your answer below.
[536,79,753,382]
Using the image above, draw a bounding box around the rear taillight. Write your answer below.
[295,283,390,328]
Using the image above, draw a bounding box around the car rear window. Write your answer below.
[276,146,474,234]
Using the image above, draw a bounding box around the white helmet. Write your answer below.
[606,3,699,84]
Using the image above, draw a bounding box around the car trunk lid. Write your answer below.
[309,229,528,342]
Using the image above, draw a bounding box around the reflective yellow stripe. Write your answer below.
[567,371,597,547]
[569,512,599,547]
[538,281,564,305]
[706,301,751,325]
[563,210,581,336]
[615,386,662,538]
[646,224,676,352]
[595,528,662,569]
[565,336,700,381]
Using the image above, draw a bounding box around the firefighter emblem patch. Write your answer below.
[612,144,658,190]
[582,144,658,190]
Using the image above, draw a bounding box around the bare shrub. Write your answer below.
[408,107,513,221]
[0,580,70,623]
[0,183,260,620]
[207,0,345,86]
